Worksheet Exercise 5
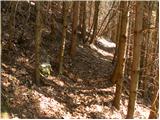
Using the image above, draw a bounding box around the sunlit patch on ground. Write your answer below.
[134,103,150,119]
[90,44,114,57]
[89,37,116,58]
[86,104,103,112]
[97,37,116,48]
[36,91,66,118]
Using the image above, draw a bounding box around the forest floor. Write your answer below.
[1,38,150,119]
[1,4,150,119]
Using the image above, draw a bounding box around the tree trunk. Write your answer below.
[70,1,79,57]
[150,3,158,77]
[90,1,100,44]
[88,1,93,31]
[59,2,68,74]
[97,1,116,37]
[79,2,83,30]
[126,3,134,80]
[112,8,122,66]
[149,79,159,119]
[142,2,153,98]
[112,1,128,110]
[8,2,16,49]
[149,6,159,119]
[50,3,55,41]
[125,9,132,81]
[81,1,87,43]
[126,2,144,118]
[35,2,42,85]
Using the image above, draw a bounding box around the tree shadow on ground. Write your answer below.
[2,35,117,118]
[34,78,115,118]
[32,38,117,117]
[62,41,115,87]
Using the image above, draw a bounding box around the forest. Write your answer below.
[1,1,159,119]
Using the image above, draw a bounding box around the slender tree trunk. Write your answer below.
[79,2,86,43]
[139,2,149,84]
[70,1,79,57]
[81,1,87,43]
[50,3,55,41]
[127,4,135,80]
[79,2,83,30]
[126,2,144,118]
[150,4,158,76]
[111,3,124,83]
[86,1,95,43]
[97,1,116,37]
[149,7,159,119]
[90,1,100,44]
[112,9,121,66]
[139,22,146,88]
[8,2,16,49]
[59,2,68,74]
[110,10,117,42]
[142,2,152,97]
[88,1,93,31]
[35,2,42,85]
[112,1,128,110]
[99,7,117,37]
[125,9,132,80]
[149,78,159,119]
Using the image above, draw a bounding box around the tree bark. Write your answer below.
[149,6,159,119]
[149,80,159,119]
[150,3,158,76]
[112,1,128,110]
[8,2,16,49]
[70,1,79,57]
[79,2,83,30]
[35,2,42,85]
[142,2,153,97]
[81,1,87,43]
[59,2,68,74]
[88,1,93,31]
[112,7,122,66]
[126,1,144,118]
[125,8,132,81]
[90,1,100,44]
[50,3,55,41]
